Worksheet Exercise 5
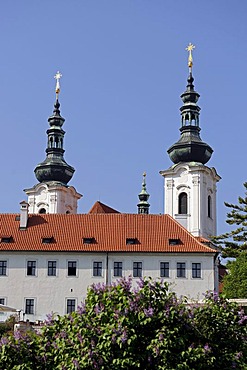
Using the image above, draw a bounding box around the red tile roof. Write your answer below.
[88,201,120,214]
[0,213,216,253]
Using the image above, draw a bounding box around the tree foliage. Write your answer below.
[222,252,247,298]
[213,182,247,258]
[0,278,247,369]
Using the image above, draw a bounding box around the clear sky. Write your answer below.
[0,1,246,235]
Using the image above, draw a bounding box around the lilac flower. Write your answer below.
[203,343,211,353]
[235,352,242,360]
[72,359,80,368]
[94,304,101,314]
[120,329,128,343]
[136,277,145,289]
[60,331,67,339]
[159,333,164,341]
[45,312,54,325]
[144,307,154,317]
[0,337,9,345]
[119,276,132,291]
[14,330,22,340]
[77,333,83,344]
[77,302,86,315]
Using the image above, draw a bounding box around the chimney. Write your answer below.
[20,201,29,229]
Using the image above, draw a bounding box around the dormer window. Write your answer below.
[126,238,138,245]
[169,238,181,246]
[1,236,12,243]
[42,237,54,244]
[83,237,95,244]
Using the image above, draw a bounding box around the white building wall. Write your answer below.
[0,251,216,321]
[160,163,221,239]
[24,183,82,214]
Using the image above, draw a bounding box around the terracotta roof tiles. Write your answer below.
[0,213,216,254]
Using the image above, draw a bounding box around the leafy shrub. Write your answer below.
[0,278,246,369]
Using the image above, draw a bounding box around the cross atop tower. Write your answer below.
[186,43,195,70]
[54,71,62,99]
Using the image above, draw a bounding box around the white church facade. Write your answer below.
[0,48,221,321]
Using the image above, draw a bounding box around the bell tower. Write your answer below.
[160,44,221,239]
[24,72,82,214]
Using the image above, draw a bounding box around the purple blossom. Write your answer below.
[144,307,154,317]
[136,277,145,289]
[159,333,164,341]
[203,343,211,353]
[77,333,83,343]
[0,337,9,345]
[72,359,79,368]
[14,330,22,340]
[60,331,67,339]
[118,276,132,291]
[235,352,242,360]
[120,329,128,343]
[45,312,54,325]
[77,302,86,315]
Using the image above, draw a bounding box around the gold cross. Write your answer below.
[54,71,62,96]
[186,43,195,68]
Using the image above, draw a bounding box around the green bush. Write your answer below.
[0,278,246,369]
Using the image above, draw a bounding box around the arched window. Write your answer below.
[208,195,212,218]
[39,208,46,214]
[178,192,187,214]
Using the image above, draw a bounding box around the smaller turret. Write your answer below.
[137,172,150,214]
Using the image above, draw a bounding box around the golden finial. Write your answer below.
[143,171,146,178]
[186,43,195,69]
[54,71,62,99]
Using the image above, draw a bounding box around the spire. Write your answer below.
[167,44,213,165]
[34,72,75,184]
[137,172,150,214]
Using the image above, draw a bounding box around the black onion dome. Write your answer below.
[167,72,213,165]
[34,99,75,184]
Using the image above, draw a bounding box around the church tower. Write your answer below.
[160,44,221,239]
[24,72,82,214]
[137,172,150,214]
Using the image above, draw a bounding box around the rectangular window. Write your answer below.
[25,299,34,314]
[0,298,5,305]
[160,262,169,278]
[27,261,36,276]
[177,262,186,278]
[192,263,201,278]
[133,262,142,278]
[67,299,76,314]
[114,262,122,277]
[0,261,7,276]
[68,261,77,276]
[48,261,57,276]
[93,262,102,277]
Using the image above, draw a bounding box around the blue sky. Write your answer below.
[0,1,246,235]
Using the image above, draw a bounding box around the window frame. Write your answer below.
[25,298,35,315]
[208,195,212,218]
[67,260,77,277]
[0,298,6,305]
[113,261,123,277]
[192,263,202,279]
[66,298,76,314]
[93,261,103,277]
[177,262,186,278]
[178,192,188,214]
[160,262,169,278]
[47,260,57,277]
[26,260,37,277]
[0,260,7,276]
[133,261,142,278]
